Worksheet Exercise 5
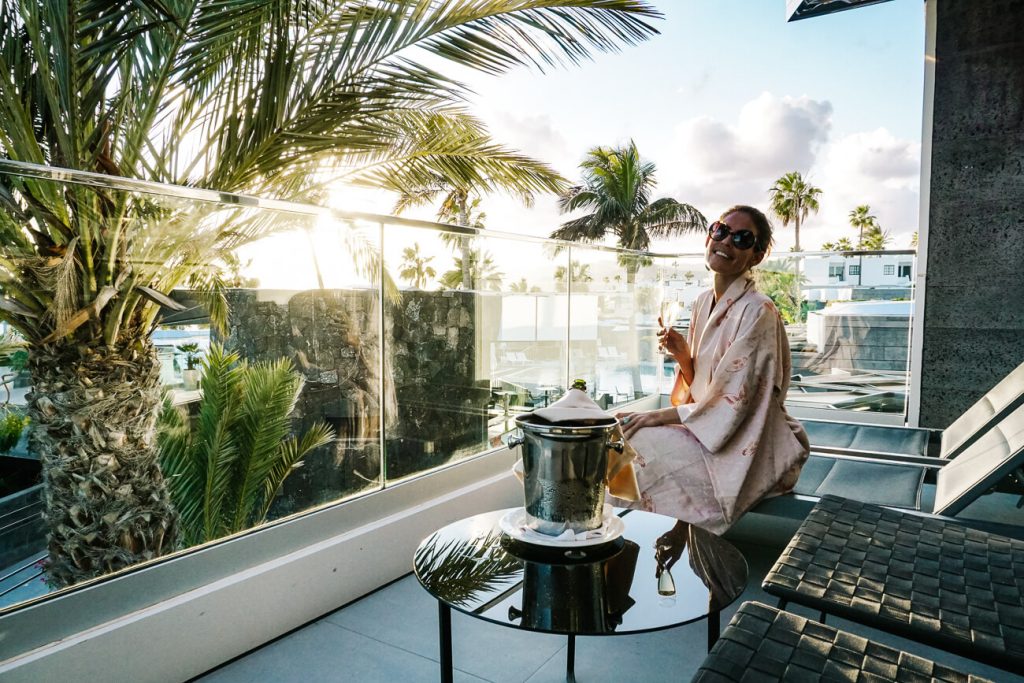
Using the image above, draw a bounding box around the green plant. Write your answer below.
[158,345,335,547]
[176,344,202,372]
[0,0,660,587]
[0,408,28,453]
[768,171,822,252]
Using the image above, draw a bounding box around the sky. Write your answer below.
[330,0,927,255]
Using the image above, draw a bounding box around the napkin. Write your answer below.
[515,389,640,502]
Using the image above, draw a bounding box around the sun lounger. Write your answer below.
[761,496,1024,674]
[775,360,1024,513]
[801,359,1024,460]
[756,399,1024,519]
[692,601,994,682]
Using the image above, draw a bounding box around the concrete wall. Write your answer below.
[920,0,1024,427]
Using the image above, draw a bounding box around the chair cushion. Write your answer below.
[803,419,929,456]
[813,459,924,509]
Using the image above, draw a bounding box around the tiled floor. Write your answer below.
[195,540,1021,683]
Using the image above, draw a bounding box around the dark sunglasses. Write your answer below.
[709,221,758,251]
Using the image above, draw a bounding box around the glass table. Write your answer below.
[413,508,748,682]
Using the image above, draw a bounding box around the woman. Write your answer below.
[615,205,809,534]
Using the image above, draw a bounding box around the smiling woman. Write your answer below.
[613,205,810,535]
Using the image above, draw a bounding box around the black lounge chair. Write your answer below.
[692,601,993,682]
[756,386,1024,519]
[761,496,1024,674]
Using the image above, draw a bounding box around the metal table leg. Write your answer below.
[566,634,576,682]
[439,601,453,683]
[707,610,720,652]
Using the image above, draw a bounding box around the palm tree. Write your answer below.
[440,250,504,291]
[398,243,436,290]
[848,205,879,249]
[0,1,662,587]
[552,141,706,283]
[821,237,855,252]
[911,231,919,248]
[861,224,891,251]
[552,141,704,397]
[768,172,822,252]
[553,261,594,292]
[158,345,335,547]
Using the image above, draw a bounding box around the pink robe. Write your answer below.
[618,275,809,534]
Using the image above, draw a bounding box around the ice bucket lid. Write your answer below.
[529,388,614,424]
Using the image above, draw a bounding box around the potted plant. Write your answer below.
[177,344,202,391]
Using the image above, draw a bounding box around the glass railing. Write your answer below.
[0,161,918,614]
[0,162,660,611]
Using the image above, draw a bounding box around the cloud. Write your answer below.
[655,93,919,250]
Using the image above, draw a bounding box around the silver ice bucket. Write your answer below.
[510,413,623,535]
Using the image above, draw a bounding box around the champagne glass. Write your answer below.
[658,298,681,392]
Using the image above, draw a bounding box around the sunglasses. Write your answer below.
[709,221,758,251]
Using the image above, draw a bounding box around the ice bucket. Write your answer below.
[510,413,623,535]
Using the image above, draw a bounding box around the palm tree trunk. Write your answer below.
[28,334,178,587]
[793,214,803,322]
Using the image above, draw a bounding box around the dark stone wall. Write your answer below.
[221,288,486,516]
[921,0,1024,427]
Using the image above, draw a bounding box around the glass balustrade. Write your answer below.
[0,162,918,615]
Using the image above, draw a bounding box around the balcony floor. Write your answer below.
[194,539,1021,683]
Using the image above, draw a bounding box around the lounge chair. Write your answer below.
[801,358,1024,460]
[761,496,1024,674]
[775,360,1024,512]
[692,601,995,682]
[756,398,1024,521]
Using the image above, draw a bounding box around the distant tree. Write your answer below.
[754,262,808,325]
[398,243,436,289]
[440,250,503,291]
[848,205,880,248]
[553,261,594,291]
[821,237,855,252]
[551,141,705,284]
[509,278,531,293]
[552,141,703,398]
[769,172,821,252]
[861,224,891,251]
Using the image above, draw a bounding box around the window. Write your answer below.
[898,263,912,278]
[848,265,860,276]
[883,265,895,276]
[829,264,845,280]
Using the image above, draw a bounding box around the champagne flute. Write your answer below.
[658,298,680,392]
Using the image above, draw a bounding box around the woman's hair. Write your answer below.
[720,205,773,253]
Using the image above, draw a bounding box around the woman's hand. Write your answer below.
[657,319,689,359]
[616,407,682,439]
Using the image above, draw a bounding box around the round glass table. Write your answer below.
[413,508,748,682]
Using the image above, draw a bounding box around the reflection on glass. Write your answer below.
[415,510,747,636]
[766,251,915,416]
[414,531,522,608]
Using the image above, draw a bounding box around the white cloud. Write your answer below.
[654,94,919,251]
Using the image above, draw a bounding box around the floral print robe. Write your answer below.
[619,275,809,534]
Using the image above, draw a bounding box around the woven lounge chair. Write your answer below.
[761,496,1024,674]
[692,601,994,682]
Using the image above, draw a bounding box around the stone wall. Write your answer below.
[921,0,1024,427]
[221,288,486,516]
